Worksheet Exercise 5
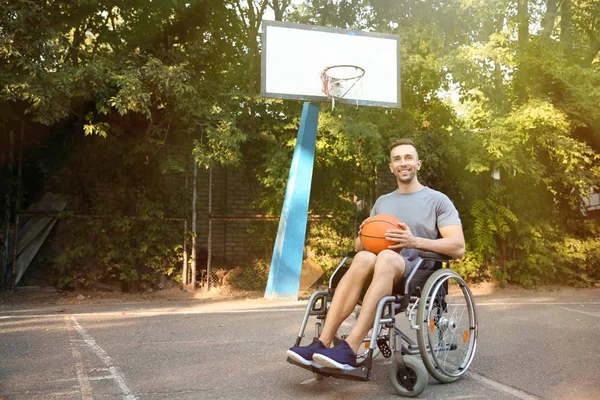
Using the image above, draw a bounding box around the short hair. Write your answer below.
[388,138,418,158]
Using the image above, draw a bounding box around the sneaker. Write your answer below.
[312,339,357,370]
[287,339,327,368]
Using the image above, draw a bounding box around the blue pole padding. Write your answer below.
[265,102,320,300]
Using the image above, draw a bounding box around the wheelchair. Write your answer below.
[287,251,479,397]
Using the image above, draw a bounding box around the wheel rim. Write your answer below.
[389,355,428,397]
[396,365,418,390]
[424,273,477,377]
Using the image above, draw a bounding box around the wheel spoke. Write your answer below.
[417,270,478,382]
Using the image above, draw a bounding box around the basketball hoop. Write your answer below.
[321,65,365,109]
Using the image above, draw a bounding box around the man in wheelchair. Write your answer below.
[287,138,467,378]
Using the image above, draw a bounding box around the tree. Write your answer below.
[1,0,598,290]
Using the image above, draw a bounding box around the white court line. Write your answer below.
[47,375,115,382]
[467,371,542,400]
[1,390,81,398]
[65,316,94,400]
[66,315,138,400]
[555,305,600,317]
[90,375,121,381]
[70,348,94,400]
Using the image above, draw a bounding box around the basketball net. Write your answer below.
[321,65,365,110]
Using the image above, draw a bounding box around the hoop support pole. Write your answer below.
[265,102,320,300]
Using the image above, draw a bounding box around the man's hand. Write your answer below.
[385,222,418,250]
[354,217,370,252]
[357,218,369,237]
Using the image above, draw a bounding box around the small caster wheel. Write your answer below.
[388,355,428,397]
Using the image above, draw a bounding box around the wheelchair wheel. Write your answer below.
[388,355,428,397]
[416,269,478,383]
[333,305,381,366]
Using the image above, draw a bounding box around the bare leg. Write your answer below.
[318,251,376,346]
[345,250,406,354]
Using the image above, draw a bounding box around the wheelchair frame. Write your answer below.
[287,251,479,397]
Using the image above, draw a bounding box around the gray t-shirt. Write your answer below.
[370,187,461,264]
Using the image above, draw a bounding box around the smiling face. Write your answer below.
[389,144,422,184]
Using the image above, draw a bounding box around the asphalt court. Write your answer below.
[1,289,599,399]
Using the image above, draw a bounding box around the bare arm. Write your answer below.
[385,223,465,259]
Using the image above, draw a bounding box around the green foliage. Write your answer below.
[228,258,270,291]
[452,250,487,283]
[505,221,600,288]
[52,216,181,289]
[2,0,599,291]
[305,221,355,278]
[555,235,600,287]
[192,120,247,169]
[471,186,518,257]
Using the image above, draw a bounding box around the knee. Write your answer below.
[348,251,376,275]
[374,250,406,275]
[353,250,377,266]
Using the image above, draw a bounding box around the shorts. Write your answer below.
[391,255,414,294]
[392,257,439,295]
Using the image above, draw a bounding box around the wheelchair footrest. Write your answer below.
[377,338,392,358]
[286,357,322,374]
[318,366,370,381]
[287,357,370,381]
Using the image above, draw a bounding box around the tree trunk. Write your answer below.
[182,159,189,285]
[517,0,529,43]
[190,160,198,289]
[542,0,558,38]
[242,0,268,94]
[583,40,600,66]
[271,0,290,22]
[560,0,573,59]
[517,0,529,103]
[248,42,260,94]
[493,16,508,112]
[182,220,188,285]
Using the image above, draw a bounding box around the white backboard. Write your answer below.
[261,21,401,108]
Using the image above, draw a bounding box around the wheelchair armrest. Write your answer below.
[329,251,357,290]
[418,251,452,262]
[401,252,453,304]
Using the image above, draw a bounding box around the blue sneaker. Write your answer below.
[312,339,357,370]
[287,339,327,368]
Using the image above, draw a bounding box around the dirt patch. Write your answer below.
[0,286,265,307]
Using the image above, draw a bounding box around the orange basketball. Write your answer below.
[360,214,402,254]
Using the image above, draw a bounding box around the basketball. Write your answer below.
[360,214,402,254]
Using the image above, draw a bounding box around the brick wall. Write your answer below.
[42,140,401,271]
[195,168,277,268]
